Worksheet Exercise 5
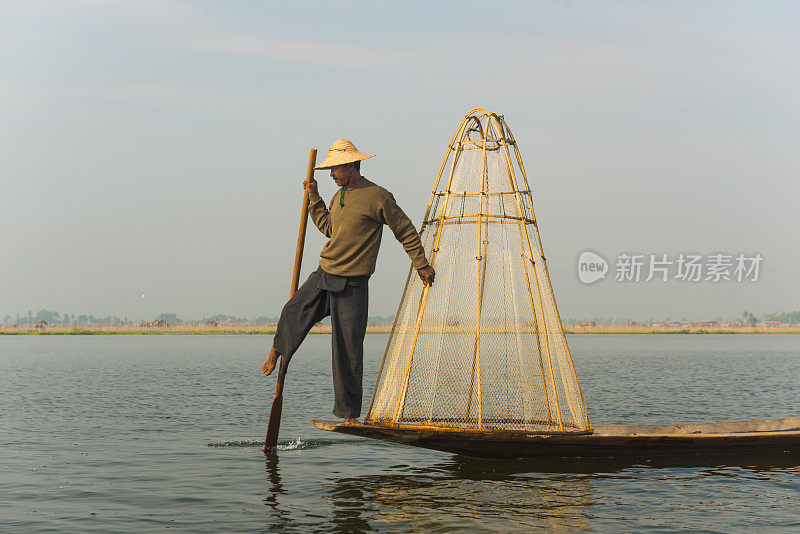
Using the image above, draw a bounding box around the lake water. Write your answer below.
[1,334,799,532]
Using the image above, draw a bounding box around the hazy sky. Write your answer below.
[2,0,798,321]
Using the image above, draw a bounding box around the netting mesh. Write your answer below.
[366,109,591,433]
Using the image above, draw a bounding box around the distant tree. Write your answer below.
[765,310,800,324]
[204,314,256,324]
[35,310,60,324]
[155,313,183,325]
[742,311,759,326]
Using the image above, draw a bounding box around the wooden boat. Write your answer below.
[314,417,800,458]
[312,110,797,460]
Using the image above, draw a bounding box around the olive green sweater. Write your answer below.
[308,178,429,277]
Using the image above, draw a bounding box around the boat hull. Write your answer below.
[312,417,800,458]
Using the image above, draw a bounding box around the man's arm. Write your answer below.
[305,178,331,237]
[379,194,435,285]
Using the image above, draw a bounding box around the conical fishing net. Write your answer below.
[366,109,591,433]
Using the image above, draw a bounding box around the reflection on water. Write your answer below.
[262,453,295,532]
[462,451,800,474]
[332,469,594,533]
[261,447,596,532]
[262,445,800,533]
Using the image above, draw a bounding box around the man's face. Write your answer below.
[330,164,352,187]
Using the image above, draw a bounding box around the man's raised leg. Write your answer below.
[262,268,329,376]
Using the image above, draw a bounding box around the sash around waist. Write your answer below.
[315,266,370,293]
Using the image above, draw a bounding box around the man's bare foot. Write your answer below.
[261,346,280,376]
[344,418,361,425]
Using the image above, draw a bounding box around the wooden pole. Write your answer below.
[264,147,317,453]
[466,112,490,428]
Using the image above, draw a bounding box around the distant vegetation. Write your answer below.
[2,309,132,327]
[566,310,800,329]
[764,310,800,325]
[154,313,183,326]
[1,309,397,328]
[4,309,798,334]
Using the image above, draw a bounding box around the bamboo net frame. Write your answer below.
[366,109,592,433]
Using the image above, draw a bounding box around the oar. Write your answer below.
[264,147,317,453]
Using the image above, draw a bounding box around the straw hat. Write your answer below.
[315,139,375,170]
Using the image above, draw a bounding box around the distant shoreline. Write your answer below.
[0,325,388,336]
[2,325,798,335]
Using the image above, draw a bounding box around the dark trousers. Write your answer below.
[273,266,369,419]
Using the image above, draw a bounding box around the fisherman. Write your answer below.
[261,139,435,424]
